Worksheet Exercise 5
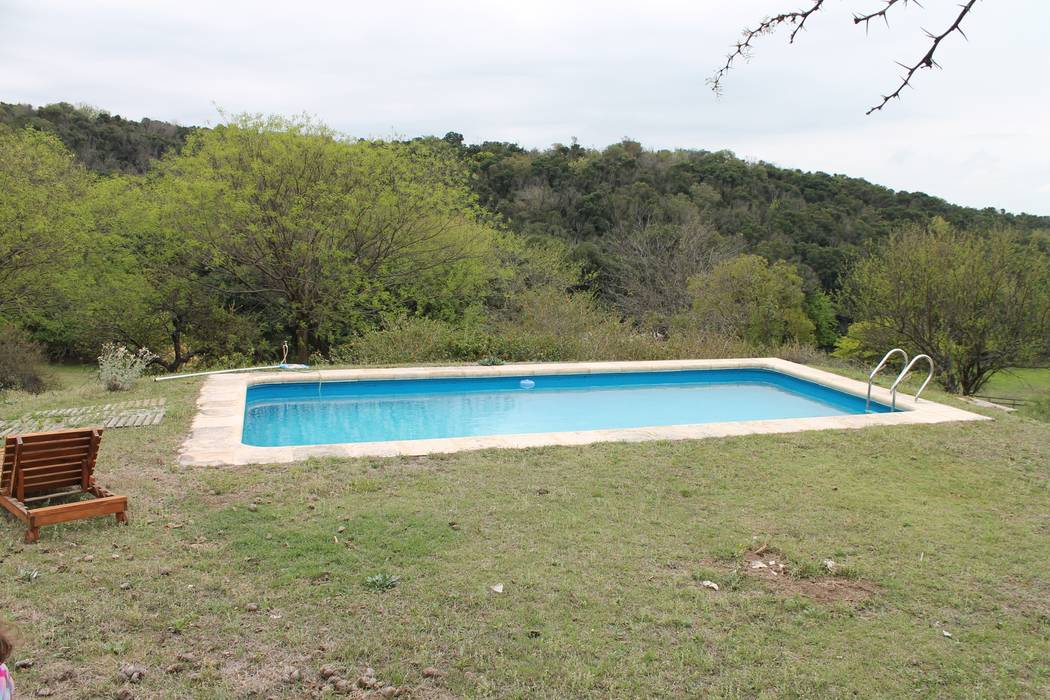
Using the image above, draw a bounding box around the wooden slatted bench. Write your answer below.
[0,428,128,543]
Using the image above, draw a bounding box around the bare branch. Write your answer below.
[707,0,827,95]
[866,0,979,114]
[853,0,911,32]
[711,0,981,114]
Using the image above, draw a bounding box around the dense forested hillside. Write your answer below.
[5,102,1047,294]
[455,137,1050,290]
[0,102,191,174]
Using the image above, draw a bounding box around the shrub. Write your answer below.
[686,255,815,346]
[331,316,487,365]
[0,325,48,393]
[840,221,1050,394]
[327,290,804,367]
[363,572,400,592]
[98,342,156,391]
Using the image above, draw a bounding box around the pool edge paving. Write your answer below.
[178,358,990,466]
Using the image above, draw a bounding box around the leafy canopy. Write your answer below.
[687,254,815,346]
[839,219,1050,394]
[153,114,499,360]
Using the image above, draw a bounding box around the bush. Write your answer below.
[98,342,156,391]
[687,255,815,346]
[0,325,48,393]
[840,221,1050,394]
[804,289,839,350]
[331,316,494,365]
[327,290,820,367]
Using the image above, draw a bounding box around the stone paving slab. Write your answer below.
[0,398,166,437]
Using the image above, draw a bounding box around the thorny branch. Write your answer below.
[707,0,826,96]
[853,0,909,30]
[865,0,979,114]
[708,0,981,115]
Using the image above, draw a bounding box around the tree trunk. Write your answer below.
[295,322,310,364]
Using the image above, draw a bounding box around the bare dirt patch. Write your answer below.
[740,549,879,604]
[790,577,880,604]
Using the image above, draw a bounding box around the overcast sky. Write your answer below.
[2,0,1047,214]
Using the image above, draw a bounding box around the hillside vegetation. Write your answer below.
[5,103,1048,291]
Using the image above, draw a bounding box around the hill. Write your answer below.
[0,101,191,174]
[455,137,1050,289]
[5,102,1048,291]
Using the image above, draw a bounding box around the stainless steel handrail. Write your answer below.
[889,354,935,410]
[867,348,908,411]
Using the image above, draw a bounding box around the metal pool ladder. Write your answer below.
[867,348,908,411]
[888,354,935,411]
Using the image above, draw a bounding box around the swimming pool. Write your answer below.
[242,368,892,447]
[178,359,986,465]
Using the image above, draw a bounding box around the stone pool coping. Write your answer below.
[178,358,989,466]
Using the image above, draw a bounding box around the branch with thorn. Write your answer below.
[709,0,981,114]
[853,0,910,31]
[865,0,979,114]
[707,0,826,96]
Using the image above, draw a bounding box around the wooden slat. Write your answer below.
[0,495,29,522]
[23,476,83,492]
[29,495,127,526]
[19,473,84,490]
[23,464,82,478]
[19,457,87,473]
[13,431,94,444]
[19,437,91,453]
[23,467,82,483]
[16,445,91,462]
[23,487,81,503]
[85,429,100,490]
[14,437,24,502]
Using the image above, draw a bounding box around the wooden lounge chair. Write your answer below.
[0,428,127,543]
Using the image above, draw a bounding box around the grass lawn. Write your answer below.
[1,365,1048,698]
[980,367,1050,400]
[978,367,1050,422]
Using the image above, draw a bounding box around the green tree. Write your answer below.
[155,114,497,361]
[0,125,90,322]
[840,221,1050,394]
[804,289,839,350]
[75,176,258,370]
[686,254,814,346]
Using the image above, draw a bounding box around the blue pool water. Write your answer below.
[242,368,890,447]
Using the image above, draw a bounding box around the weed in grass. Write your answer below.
[103,639,130,655]
[364,572,401,592]
[692,566,747,592]
[792,561,827,580]
[17,567,39,583]
[794,558,861,580]
[710,542,747,563]
[345,478,382,494]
